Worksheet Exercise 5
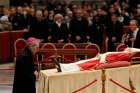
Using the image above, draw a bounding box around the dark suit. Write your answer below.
[11,13,27,30]
[90,15,105,48]
[51,22,68,43]
[70,17,88,43]
[29,18,48,40]
[125,28,140,48]
[135,29,140,48]
[106,21,123,51]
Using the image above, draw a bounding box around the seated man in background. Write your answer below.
[12,37,41,93]
[58,48,140,72]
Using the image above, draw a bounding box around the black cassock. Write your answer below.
[12,47,36,93]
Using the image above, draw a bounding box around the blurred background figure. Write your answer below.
[70,9,88,43]
[90,8,106,48]
[29,10,48,40]
[11,6,27,30]
[124,20,140,48]
[0,8,12,31]
[106,14,123,51]
[51,13,68,43]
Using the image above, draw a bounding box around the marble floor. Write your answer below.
[0,84,38,93]
[0,85,12,93]
[0,63,14,93]
[0,63,38,93]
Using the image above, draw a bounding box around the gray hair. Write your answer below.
[54,14,63,21]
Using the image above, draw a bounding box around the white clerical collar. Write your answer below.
[56,21,61,27]
[133,28,139,39]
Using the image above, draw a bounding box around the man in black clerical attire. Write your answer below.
[106,14,123,51]
[29,10,48,40]
[12,37,40,93]
[70,9,88,43]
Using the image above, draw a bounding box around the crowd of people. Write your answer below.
[10,1,140,93]
[0,0,140,51]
